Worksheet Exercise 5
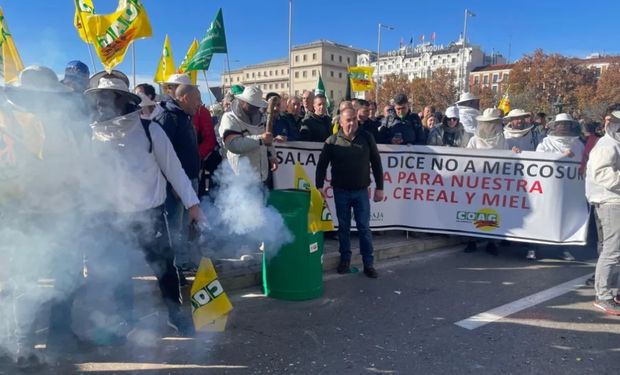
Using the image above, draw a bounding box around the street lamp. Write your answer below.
[376,23,394,104]
[461,9,475,92]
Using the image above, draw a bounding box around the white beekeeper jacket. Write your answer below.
[90,110,199,213]
[585,124,620,204]
[218,100,275,182]
[536,136,585,161]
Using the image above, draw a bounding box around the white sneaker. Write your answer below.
[561,251,575,261]
[526,250,537,260]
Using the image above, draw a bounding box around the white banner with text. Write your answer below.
[273,142,589,245]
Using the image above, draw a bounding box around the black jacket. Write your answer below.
[378,111,426,145]
[316,129,383,191]
[300,112,332,142]
[153,99,200,179]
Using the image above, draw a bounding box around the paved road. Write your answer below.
[2,241,618,374]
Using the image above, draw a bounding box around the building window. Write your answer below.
[258,71,262,77]
[312,53,317,60]
[302,71,307,78]
[295,72,299,78]
[492,86,497,94]
[295,55,299,62]
[338,72,342,78]
[503,73,509,82]
[281,69,285,75]
[330,54,334,61]
[347,57,350,64]
[246,73,249,78]
[330,71,334,77]
[312,69,317,77]
[330,90,334,98]
[414,62,419,67]
[474,76,479,85]
[492,74,499,83]
[483,75,488,84]
[303,54,307,62]
[339,55,342,63]
[269,84,272,89]
[252,72,255,78]
[451,58,456,63]
[269,70,273,76]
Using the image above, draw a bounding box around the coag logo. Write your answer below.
[456,208,500,232]
[191,279,224,310]
[296,178,310,191]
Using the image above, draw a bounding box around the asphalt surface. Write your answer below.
[1,240,618,374]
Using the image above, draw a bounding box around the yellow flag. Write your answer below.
[178,39,199,85]
[153,35,176,83]
[497,89,511,116]
[73,0,95,44]
[347,66,375,92]
[85,0,152,72]
[190,258,233,332]
[0,7,24,84]
[294,161,335,233]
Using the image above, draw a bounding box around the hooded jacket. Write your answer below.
[89,111,199,213]
[218,100,275,182]
[504,125,541,151]
[153,99,200,179]
[457,106,480,135]
[427,123,470,148]
[536,135,584,160]
[585,123,620,204]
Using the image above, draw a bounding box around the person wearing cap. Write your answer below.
[427,106,470,147]
[61,60,90,93]
[1,65,87,367]
[455,92,481,136]
[464,108,511,255]
[300,94,332,142]
[378,93,425,145]
[315,107,384,279]
[503,108,542,152]
[85,72,204,337]
[219,85,278,184]
[585,110,620,315]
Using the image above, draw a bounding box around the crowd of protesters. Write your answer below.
[1,60,619,369]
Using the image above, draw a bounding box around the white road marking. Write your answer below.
[455,273,593,330]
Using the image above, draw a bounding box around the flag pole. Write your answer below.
[75,2,98,72]
[202,70,214,105]
[132,43,137,88]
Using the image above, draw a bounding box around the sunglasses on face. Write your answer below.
[448,117,458,121]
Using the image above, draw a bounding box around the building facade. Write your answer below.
[221,40,365,101]
[357,38,505,91]
[469,64,513,96]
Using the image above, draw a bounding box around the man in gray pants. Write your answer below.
[586,110,620,315]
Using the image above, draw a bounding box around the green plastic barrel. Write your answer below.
[263,189,324,300]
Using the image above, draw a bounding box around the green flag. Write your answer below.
[187,8,227,71]
[314,73,331,110]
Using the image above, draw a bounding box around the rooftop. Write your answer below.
[471,64,515,72]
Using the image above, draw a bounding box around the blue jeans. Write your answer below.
[334,188,374,267]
